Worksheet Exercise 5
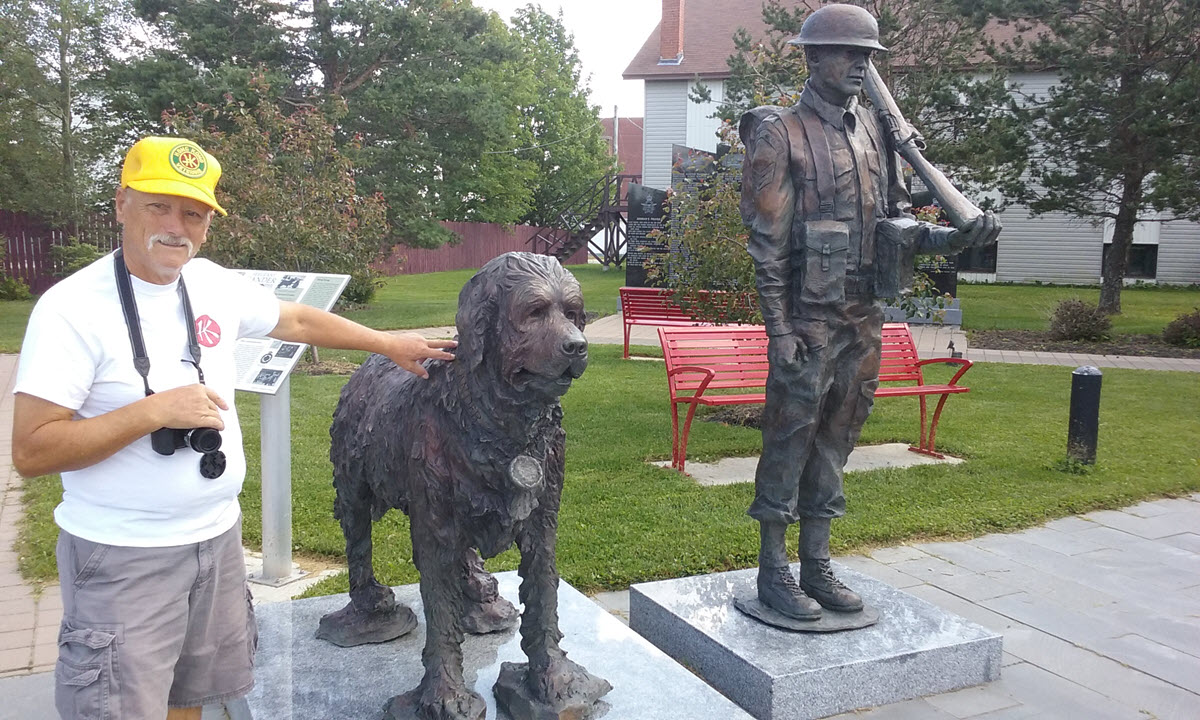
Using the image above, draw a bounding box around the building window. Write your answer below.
[1102,243,1158,279]
[957,242,997,273]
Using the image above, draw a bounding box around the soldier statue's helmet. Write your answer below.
[788,4,888,52]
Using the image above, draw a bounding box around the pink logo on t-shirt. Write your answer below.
[195,315,222,347]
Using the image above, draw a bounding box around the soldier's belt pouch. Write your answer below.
[801,220,850,306]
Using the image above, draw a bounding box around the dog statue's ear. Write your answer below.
[455,271,496,371]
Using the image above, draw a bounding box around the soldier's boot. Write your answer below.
[756,521,822,620]
[798,518,864,612]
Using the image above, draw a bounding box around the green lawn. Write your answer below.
[4,275,1195,353]
[342,263,627,331]
[0,264,626,352]
[958,283,1200,333]
[18,345,1200,595]
[0,299,34,353]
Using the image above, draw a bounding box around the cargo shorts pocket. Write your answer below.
[55,621,121,720]
[800,220,850,306]
[245,585,259,667]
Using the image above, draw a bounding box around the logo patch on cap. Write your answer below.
[169,143,208,179]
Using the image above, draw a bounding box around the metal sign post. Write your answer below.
[231,270,349,588]
[259,375,294,584]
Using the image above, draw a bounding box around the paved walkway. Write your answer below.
[592,495,1200,719]
[582,314,1200,371]
[1,316,1197,717]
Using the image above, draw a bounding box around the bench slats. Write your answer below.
[658,322,973,471]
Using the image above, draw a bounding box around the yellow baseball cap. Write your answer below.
[120,136,227,216]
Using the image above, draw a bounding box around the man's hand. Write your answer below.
[150,384,229,431]
[949,211,1001,249]
[381,332,457,379]
[768,333,808,369]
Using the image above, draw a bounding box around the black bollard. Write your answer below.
[1067,366,1102,464]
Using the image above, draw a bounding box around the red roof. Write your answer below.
[623,0,773,81]
[623,1,1034,80]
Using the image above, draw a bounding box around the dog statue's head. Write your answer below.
[455,253,588,399]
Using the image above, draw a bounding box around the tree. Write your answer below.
[0,0,128,222]
[165,80,389,304]
[98,0,577,248]
[999,0,1200,314]
[503,6,615,228]
[697,0,1028,201]
[667,0,1022,318]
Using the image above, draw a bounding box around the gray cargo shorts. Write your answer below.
[54,520,257,719]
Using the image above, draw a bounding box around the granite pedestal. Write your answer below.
[630,563,1002,720]
[246,571,753,719]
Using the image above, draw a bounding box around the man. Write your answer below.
[11,136,456,719]
[740,5,1000,621]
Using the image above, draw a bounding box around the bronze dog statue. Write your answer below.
[319,253,611,720]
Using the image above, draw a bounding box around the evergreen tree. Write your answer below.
[0,0,128,222]
[999,0,1200,314]
[698,0,1027,200]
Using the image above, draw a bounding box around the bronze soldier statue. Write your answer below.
[740,4,1000,622]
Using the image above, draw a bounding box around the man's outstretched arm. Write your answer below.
[268,301,456,379]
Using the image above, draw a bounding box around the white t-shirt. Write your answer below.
[14,252,280,547]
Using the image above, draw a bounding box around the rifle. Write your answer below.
[863,61,982,229]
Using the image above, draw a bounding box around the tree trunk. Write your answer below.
[312,0,339,95]
[58,0,78,234]
[1099,174,1143,315]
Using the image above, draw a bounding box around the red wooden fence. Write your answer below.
[2,213,585,295]
[1,211,120,294]
[374,221,588,275]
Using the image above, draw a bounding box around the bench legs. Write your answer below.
[907,393,952,459]
[670,400,701,473]
[624,323,631,359]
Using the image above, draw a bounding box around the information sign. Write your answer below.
[231,271,350,394]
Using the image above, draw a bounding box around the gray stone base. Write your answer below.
[885,298,962,325]
[246,571,753,719]
[630,563,1002,720]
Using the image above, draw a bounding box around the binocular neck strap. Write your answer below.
[112,248,205,397]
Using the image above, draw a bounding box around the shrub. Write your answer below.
[339,271,382,307]
[0,274,33,301]
[1162,308,1200,348]
[1048,299,1111,341]
[50,238,106,278]
[0,236,33,300]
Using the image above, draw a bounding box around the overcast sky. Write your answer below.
[472,0,660,118]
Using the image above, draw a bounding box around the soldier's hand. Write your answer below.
[953,211,1001,248]
[769,333,807,369]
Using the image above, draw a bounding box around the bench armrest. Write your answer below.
[667,365,716,401]
[914,357,973,386]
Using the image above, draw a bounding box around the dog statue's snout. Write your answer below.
[562,338,588,357]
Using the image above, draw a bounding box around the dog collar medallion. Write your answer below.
[508,454,543,489]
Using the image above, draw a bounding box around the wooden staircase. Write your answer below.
[527,173,640,267]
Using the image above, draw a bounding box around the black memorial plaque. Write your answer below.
[625,183,669,287]
[918,255,958,297]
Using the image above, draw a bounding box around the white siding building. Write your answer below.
[624,0,1200,285]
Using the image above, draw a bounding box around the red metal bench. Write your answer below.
[619,286,703,359]
[618,286,756,359]
[658,323,972,472]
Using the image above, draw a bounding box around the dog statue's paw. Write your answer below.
[461,594,520,634]
[315,599,417,648]
[384,680,486,720]
[494,657,613,720]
